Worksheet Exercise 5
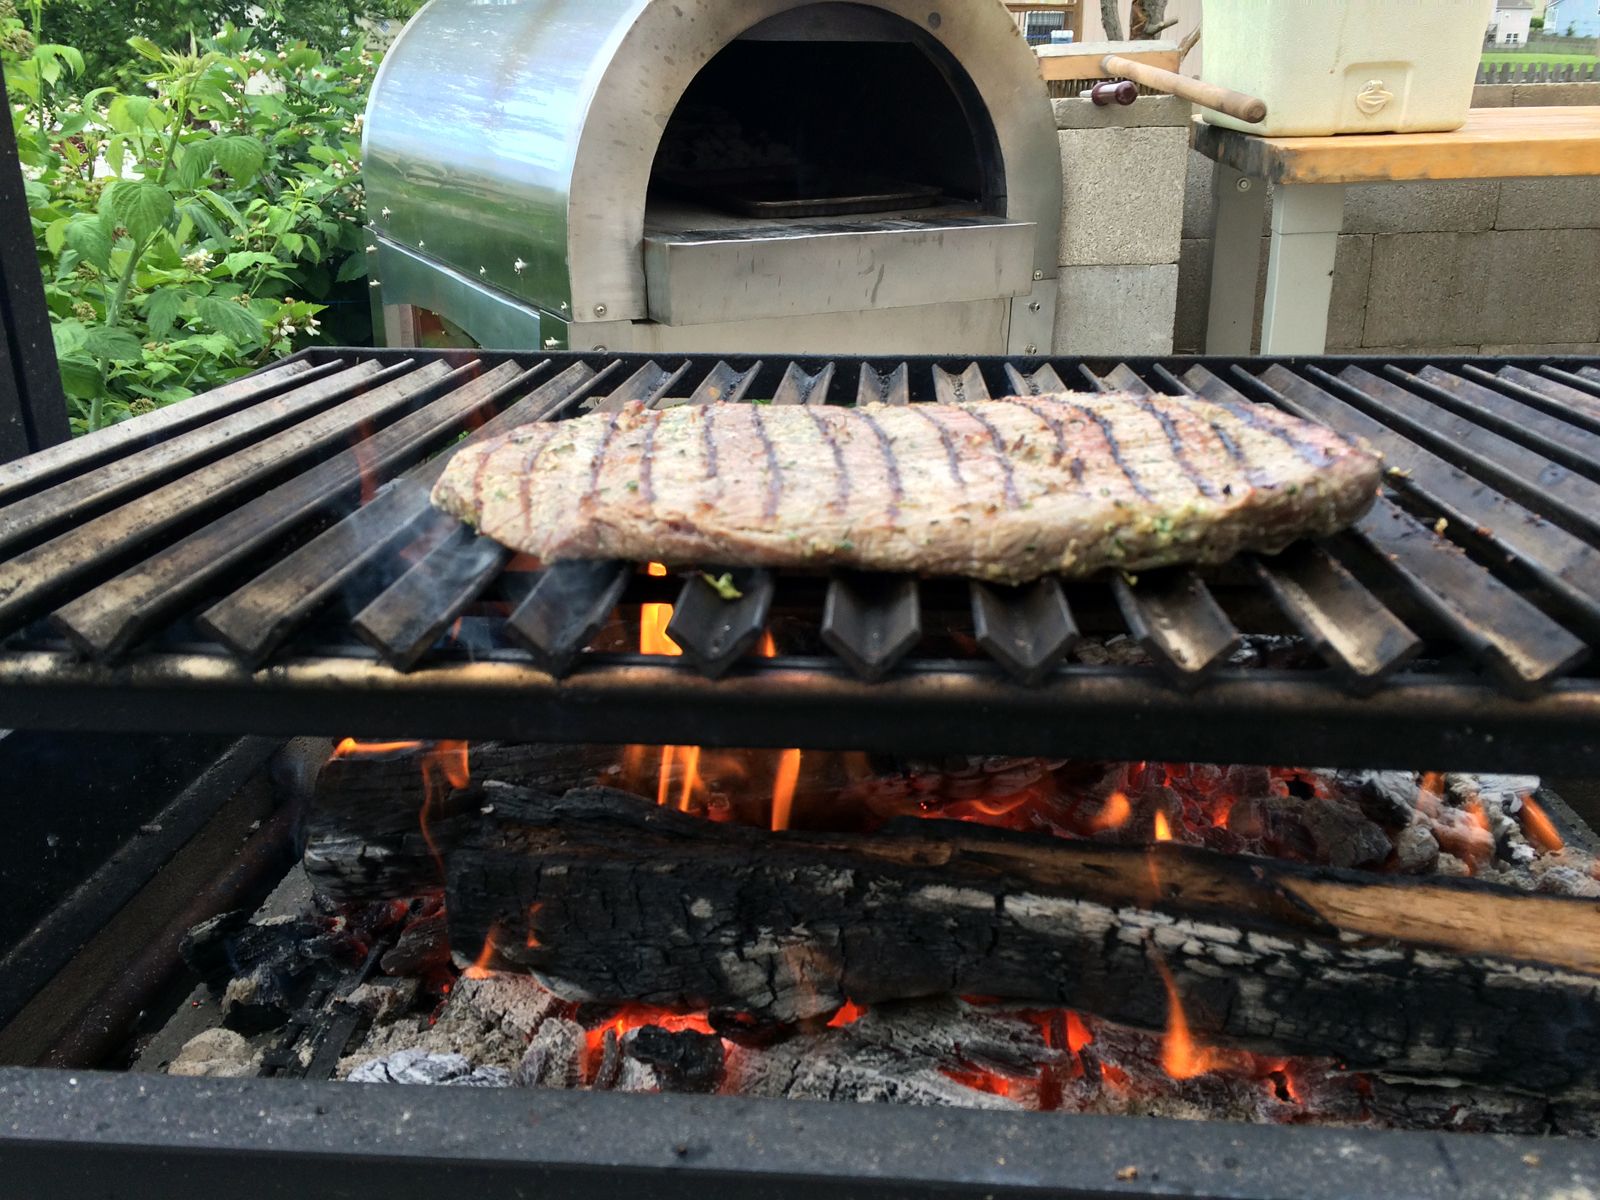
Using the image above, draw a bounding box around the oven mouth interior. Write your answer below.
[647,21,997,227]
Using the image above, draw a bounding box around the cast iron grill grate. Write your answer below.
[0,350,1596,768]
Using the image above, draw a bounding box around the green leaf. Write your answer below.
[335,253,368,283]
[211,135,267,182]
[83,326,145,362]
[23,180,48,210]
[199,190,246,231]
[196,296,263,346]
[108,95,158,133]
[128,37,166,63]
[58,356,106,399]
[52,319,88,357]
[45,218,70,258]
[110,181,175,243]
[145,288,186,340]
[65,218,112,273]
[174,142,215,191]
[181,200,225,243]
[219,250,279,277]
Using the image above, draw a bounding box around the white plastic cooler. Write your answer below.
[1201,0,1496,137]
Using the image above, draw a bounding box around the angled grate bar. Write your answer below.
[0,358,412,639]
[1405,366,1600,476]
[53,362,533,662]
[820,573,922,681]
[1351,500,1588,695]
[971,578,1080,685]
[1477,364,1600,436]
[932,362,987,405]
[0,363,387,557]
[0,358,329,506]
[1252,364,1600,628]
[197,360,605,666]
[1112,569,1242,686]
[351,525,509,671]
[771,361,836,406]
[1323,365,1600,542]
[1185,364,1590,693]
[1250,545,1421,691]
[353,360,690,670]
[1003,362,1069,396]
[504,559,632,677]
[665,568,777,679]
[685,359,761,406]
[857,362,910,407]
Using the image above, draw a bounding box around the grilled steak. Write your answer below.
[431,392,1381,584]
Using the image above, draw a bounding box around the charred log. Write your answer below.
[447,787,1600,1097]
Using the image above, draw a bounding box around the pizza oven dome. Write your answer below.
[363,0,1061,355]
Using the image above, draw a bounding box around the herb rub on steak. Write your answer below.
[431,391,1381,584]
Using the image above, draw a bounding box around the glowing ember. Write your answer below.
[827,1000,867,1027]
[525,902,543,949]
[1153,811,1173,842]
[1520,796,1565,852]
[334,738,423,757]
[1085,790,1132,833]
[1065,1011,1094,1054]
[462,926,500,980]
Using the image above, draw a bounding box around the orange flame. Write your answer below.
[525,902,543,949]
[1520,795,1565,852]
[462,925,501,980]
[1065,1011,1094,1054]
[334,738,423,757]
[771,749,803,831]
[1419,772,1446,800]
[1153,811,1173,842]
[641,562,682,657]
[1154,955,1247,1080]
[1086,791,1132,833]
[419,740,470,877]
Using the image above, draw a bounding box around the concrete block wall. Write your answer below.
[1177,84,1600,356]
[1052,97,1189,356]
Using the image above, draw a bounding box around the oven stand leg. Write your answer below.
[1260,182,1346,356]
[1204,163,1268,355]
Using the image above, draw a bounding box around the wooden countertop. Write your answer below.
[1191,106,1600,185]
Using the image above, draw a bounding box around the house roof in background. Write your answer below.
[1495,0,1534,10]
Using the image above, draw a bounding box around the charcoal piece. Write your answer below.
[592,1029,624,1090]
[1337,771,1421,828]
[1298,798,1393,870]
[616,1058,663,1093]
[1392,822,1440,875]
[515,1017,584,1089]
[179,909,253,988]
[345,978,420,1022]
[222,965,298,1034]
[625,1026,724,1093]
[380,909,450,978]
[348,1049,511,1087]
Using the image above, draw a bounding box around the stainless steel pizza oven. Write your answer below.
[362,0,1061,356]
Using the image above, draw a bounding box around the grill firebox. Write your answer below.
[0,351,1597,772]
[3,350,1600,1193]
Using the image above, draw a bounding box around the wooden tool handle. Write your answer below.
[1101,54,1268,125]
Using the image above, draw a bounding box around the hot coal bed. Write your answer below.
[3,352,1600,1198]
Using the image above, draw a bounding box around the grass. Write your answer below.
[1481,51,1598,65]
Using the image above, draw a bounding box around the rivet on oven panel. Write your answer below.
[594,304,608,317]
[514,258,527,275]
[1024,344,1038,354]
[1236,177,1254,193]
[543,337,560,349]
[380,207,391,218]
[1028,301,1042,313]
[927,11,941,28]
[417,240,425,249]
[478,266,486,276]
[594,345,608,352]
[366,245,377,254]
[559,301,570,313]
[1033,268,1044,280]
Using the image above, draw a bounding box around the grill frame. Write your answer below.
[1,349,1597,771]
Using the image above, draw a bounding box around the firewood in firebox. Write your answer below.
[440,786,1600,1098]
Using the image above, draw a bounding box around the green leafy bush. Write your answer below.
[5,6,384,432]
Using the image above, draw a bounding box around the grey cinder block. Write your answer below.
[1497,178,1600,231]
[1058,127,1188,267]
[1053,95,1192,130]
[1343,181,1499,235]
[1054,263,1179,356]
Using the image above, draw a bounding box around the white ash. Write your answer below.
[514,1017,585,1089]
[349,1049,512,1087]
[724,1037,1020,1109]
[168,1028,263,1079]
[346,977,419,1022]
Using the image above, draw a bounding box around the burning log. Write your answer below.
[446,787,1600,1097]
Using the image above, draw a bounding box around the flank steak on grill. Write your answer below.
[431,391,1382,584]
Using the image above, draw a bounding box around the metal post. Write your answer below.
[1259,183,1346,356]
[0,58,69,461]
[1204,163,1267,355]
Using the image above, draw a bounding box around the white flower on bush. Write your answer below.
[275,319,297,339]
[182,249,214,271]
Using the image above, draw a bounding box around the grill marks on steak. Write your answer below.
[433,392,1381,584]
